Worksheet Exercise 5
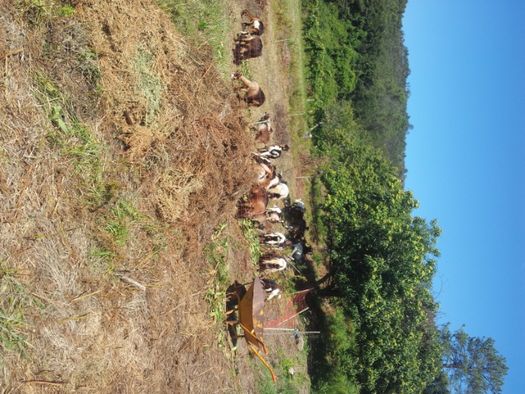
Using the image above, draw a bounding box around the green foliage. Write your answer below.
[34,72,110,207]
[303,0,358,116]
[240,219,262,265]
[313,135,443,391]
[301,2,507,393]
[301,1,442,389]
[312,310,360,394]
[0,261,42,356]
[440,325,508,394]
[423,372,450,394]
[303,0,410,172]
[204,223,229,326]
[57,4,75,17]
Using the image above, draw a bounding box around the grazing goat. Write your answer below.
[267,181,289,200]
[246,206,284,228]
[232,72,265,107]
[266,173,282,190]
[241,9,265,35]
[256,161,275,185]
[258,144,290,160]
[234,32,263,64]
[266,206,283,223]
[236,185,269,219]
[283,201,308,241]
[254,161,283,192]
[251,112,273,144]
[291,199,305,212]
[259,254,288,273]
[260,232,288,247]
[261,278,281,300]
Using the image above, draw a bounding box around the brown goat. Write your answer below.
[241,9,265,36]
[251,112,273,143]
[236,184,269,218]
[234,33,263,64]
[255,161,276,187]
[232,72,265,107]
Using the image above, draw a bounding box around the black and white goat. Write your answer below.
[260,232,289,247]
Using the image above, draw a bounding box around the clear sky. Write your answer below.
[403,1,525,392]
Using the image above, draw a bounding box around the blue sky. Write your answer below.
[403,1,525,392]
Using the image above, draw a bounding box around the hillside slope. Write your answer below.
[0,0,255,391]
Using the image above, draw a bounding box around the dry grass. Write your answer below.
[0,0,256,392]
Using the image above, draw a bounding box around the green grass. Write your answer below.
[204,223,230,328]
[273,0,309,140]
[89,200,143,274]
[103,200,141,251]
[19,0,78,25]
[156,0,230,76]
[253,351,311,394]
[104,220,129,247]
[89,247,117,275]
[0,261,42,356]
[34,72,110,208]
[57,4,75,17]
[239,219,261,266]
[239,61,252,80]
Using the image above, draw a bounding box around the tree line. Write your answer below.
[301,0,508,392]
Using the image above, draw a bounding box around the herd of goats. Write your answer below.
[231,10,311,301]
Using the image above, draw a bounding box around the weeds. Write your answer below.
[240,219,261,265]
[204,223,229,336]
[239,61,252,80]
[78,48,101,85]
[90,197,168,277]
[34,72,109,207]
[89,247,117,274]
[0,261,41,356]
[104,200,141,246]
[18,0,50,25]
[104,220,129,247]
[253,347,312,394]
[19,0,76,24]
[57,4,75,17]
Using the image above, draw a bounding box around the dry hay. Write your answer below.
[0,0,256,392]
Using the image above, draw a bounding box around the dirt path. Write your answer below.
[223,1,309,392]
[227,0,297,188]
